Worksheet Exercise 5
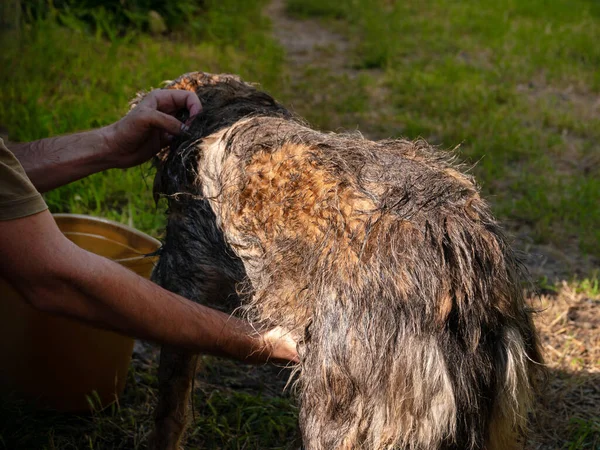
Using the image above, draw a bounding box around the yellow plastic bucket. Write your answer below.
[0,214,160,411]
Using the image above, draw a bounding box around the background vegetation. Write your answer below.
[0,0,598,448]
[1,0,284,236]
[21,0,204,36]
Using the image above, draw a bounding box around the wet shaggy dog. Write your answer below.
[136,72,543,450]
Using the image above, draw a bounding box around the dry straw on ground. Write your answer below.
[527,283,599,449]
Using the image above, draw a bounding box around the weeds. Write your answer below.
[568,418,600,450]
[22,0,204,38]
[190,390,299,449]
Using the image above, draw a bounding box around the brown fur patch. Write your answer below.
[166,72,244,92]
[437,294,454,325]
[236,142,376,263]
[220,142,378,332]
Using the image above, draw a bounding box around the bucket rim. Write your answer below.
[52,213,162,249]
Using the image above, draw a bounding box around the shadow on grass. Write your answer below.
[1,362,598,449]
[529,368,600,450]
[0,353,299,450]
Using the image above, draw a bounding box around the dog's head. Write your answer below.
[139,71,292,140]
[132,72,293,202]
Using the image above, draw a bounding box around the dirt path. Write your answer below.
[265,0,350,73]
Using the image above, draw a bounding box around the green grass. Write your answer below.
[0,4,298,446]
[190,389,298,448]
[22,0,205,38]
[3,0,598,253]
[568,417,600,450]
[0,357,299,449]
[286,0,600,257]
[573,273,600,297]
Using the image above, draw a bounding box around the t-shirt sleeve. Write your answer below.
[0,138,48,221]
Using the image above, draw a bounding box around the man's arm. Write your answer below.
[8,89,202,193]
[8,130,113,193]
[0,210,298,364]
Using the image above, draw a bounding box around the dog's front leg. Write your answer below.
[147,199,246,450]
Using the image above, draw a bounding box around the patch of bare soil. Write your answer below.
[516,232,598,283]
[264,0,350,73]
[265,0,397,138]
[516,79,600,194]
[516,81,600,121]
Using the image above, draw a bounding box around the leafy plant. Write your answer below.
[21,0,205,39]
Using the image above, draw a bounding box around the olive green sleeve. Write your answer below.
[0,138,48,220]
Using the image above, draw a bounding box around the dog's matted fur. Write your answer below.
[136,72,543,450]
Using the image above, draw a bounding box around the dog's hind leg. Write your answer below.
[148,200,246,450]
[150,347,199,450]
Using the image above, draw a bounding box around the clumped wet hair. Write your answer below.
[136,72,543,450]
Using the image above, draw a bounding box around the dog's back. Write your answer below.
[147,72,542,450]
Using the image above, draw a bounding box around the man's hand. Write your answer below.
[257,326,300,364]
[9,89,202,192]
[102,89,202,169]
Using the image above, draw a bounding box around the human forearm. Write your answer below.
[0,212,296,363]
[8,128,113,193]
[57,247,272,361]
[25,243,279,362]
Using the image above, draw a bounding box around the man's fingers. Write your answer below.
[263,326,300,363]
[182,91,202,117]
[141,109,186,136]
[139,89,202,117]
[159,131,175,147]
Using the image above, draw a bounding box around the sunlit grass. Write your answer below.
[285,0,600,257]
